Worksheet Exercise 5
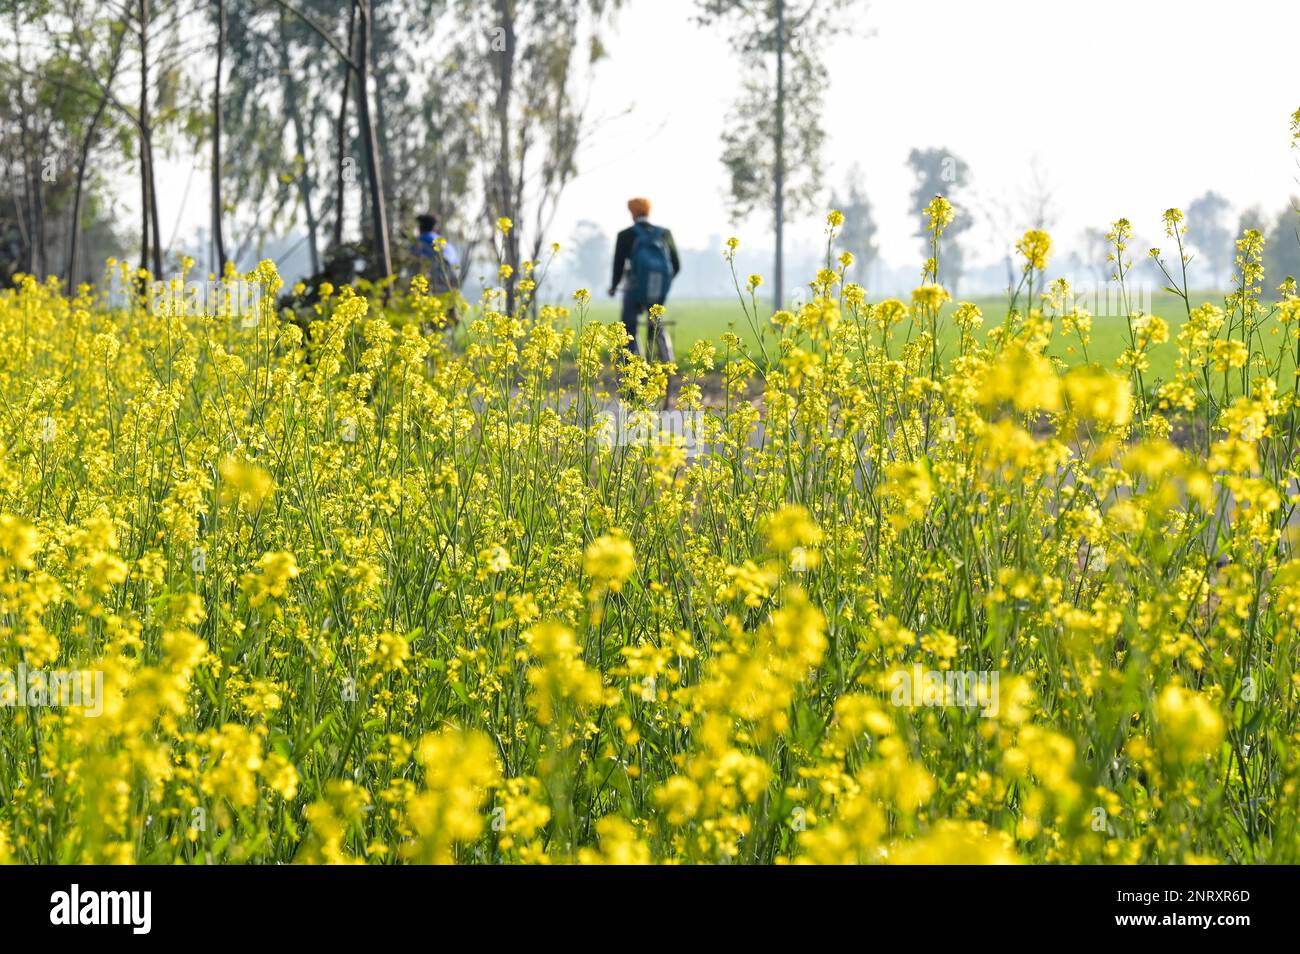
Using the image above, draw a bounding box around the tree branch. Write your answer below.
[270,0,357,69]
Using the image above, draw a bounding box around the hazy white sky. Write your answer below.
[556,0,1300,266]
[158,0,1300,272]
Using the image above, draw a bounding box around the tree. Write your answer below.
[64,17,128,286]
[211,0,227,271]
[272,0,393,279]
[2,0,57,279]
[1237,204,1268,237]
[1081,226,1110,283]
[828,165,878,279]
[1185,190,1232,288]
[981,158,1055,291]
[1265,200,1300,292]
[350,0,390,277]
[51,0,192,278]
[130,0,176,278]
[369,0,473,269]
[330,1,355,248]
[0,0,129,284]
[1018,156,1058,232]
[219,0,477,286]
[907,146,972,290]
[454,0,619,307]
[219,0,342,271]
[698,0,858,311]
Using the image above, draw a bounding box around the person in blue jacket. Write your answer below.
[608,197,681,361]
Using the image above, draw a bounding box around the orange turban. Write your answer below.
[627,197,651,218]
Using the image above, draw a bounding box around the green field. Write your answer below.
[565,290,1245,384]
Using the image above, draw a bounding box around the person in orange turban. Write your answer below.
[609,198,680,362]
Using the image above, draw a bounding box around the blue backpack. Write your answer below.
[629,222,673,305]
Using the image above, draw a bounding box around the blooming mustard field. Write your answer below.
[1,195,1298,866]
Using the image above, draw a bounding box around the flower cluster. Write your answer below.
[2,130,1300,865]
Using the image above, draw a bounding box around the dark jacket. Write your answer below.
[610,220,681,292]
[412,231,461,293]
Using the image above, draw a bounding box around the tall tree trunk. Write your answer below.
[354,0,392,278]
[31,141,46,278]
[278,11,320,274]
[139,0,151,275]
[13,8,40,276]
[67,27,124,288]
[147,135,163,276]
[493,0,518,307]
[212,0,228,273]
[358,146,370,244]
[372,11,395,232]
[67,98,108,287]
[139,146,150,275]
[773,0,785,312]
[331,2,357,249]
[137,0,164,279]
